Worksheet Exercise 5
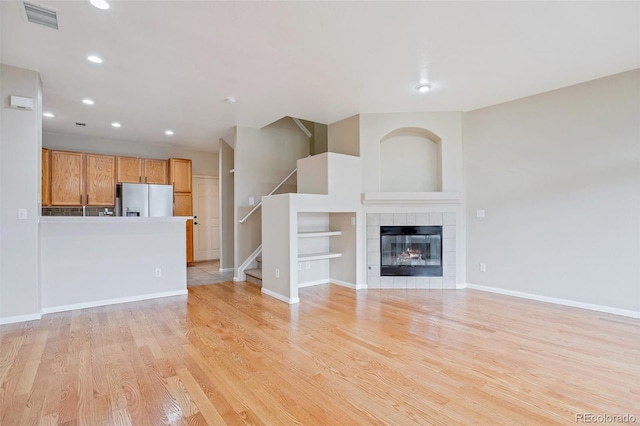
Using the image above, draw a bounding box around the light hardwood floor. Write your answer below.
[1,283,638,425]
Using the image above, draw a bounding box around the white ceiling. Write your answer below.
[2,1,638,153]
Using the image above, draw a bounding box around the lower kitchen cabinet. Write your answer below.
[173,192,194,265]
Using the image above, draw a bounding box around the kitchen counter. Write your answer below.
[40,217,190,314]
[39,216,192,223]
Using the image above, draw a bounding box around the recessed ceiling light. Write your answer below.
[87,55,103,64]
[111,122,121,128]
[416,83,432,93]
[82,98,94,105]
[165,130,174,136]
[89,0,110,10]
[224,97,236,104]
[43,112,55,118]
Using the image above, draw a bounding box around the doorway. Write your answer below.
[192,176,219,261]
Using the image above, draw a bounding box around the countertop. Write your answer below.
[39,216,193,223]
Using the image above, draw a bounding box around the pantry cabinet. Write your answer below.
[170,158,194,265]
[169,158,192,193]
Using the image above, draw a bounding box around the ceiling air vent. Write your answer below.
[75,122,87,127]
[22,2,59,30]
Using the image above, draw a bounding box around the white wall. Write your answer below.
[328,115,360,156]
[261,194,295,302]
[464,69,640,313]
[0,64,42,323]
[43,132,218,176]
[219,137,235,270]
[380,134,440,192]
[359,112,463,193]
[234,118,310,272]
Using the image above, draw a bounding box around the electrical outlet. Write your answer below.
[249,197,255,206]
[306,261,311,270]
[476,209,486,218]
[479,263,486,272]
[275,268,280,278]
[351,216,356,225]
[155,268,162,278]
[18,208,27,220]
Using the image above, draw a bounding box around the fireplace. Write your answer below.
[380,226,443,277]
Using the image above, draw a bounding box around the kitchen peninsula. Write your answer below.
[39,149,196,314]
[39,215,191,313]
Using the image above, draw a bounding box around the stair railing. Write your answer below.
[238,167,297,224]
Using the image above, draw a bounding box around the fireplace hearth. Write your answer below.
[380,226,443,277]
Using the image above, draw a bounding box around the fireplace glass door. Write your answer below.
[380,226,442,276]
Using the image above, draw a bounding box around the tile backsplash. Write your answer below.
[42,206,115,217]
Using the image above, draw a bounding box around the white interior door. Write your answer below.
[192,176,219,261]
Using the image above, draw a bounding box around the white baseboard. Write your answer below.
[298,279,330,288]
[40,290,189,315]
[261,288,299,304]
[233,276,240,282]
[456,283,467,290]
[331,279,367,290]
[466,283,640,319]
[219,268,234,273]
[0,312,42,325]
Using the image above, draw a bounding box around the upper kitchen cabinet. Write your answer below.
[86,154,116,206]
[169,158,192,193]
[144,159,168,184]
[116,156,143,183]
[42,148,51,206]
[51,150,84,206]
[117,157,168,184]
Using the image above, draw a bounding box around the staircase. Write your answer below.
[245,256,262,286]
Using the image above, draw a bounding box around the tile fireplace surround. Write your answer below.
[366,212,458,289]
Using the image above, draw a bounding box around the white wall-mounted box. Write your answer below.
[9,95,34,111]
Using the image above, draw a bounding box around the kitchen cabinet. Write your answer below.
[171,158,194,265]
[42,148,50,206]
[117,157,168,184]
[173,192,193,216]
[144,159,168,184]
[51,150,84,206]
[173,192,194,265]
[86,154,116,206]
[116,156,142,183]
[185,220,194,264]
[169,158,192,193]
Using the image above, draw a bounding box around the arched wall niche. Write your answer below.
[379,127,442,192]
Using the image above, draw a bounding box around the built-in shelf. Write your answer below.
[298,231,342,238]
[297,252,342,261]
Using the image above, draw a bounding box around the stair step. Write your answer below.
[245,268,262,287]
[245,268,262,279]
[256,256,262,265]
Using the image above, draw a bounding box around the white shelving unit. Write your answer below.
[298,231,342,238]
[297,251,342,261]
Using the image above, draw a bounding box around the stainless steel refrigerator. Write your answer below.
[120,183,173,217]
